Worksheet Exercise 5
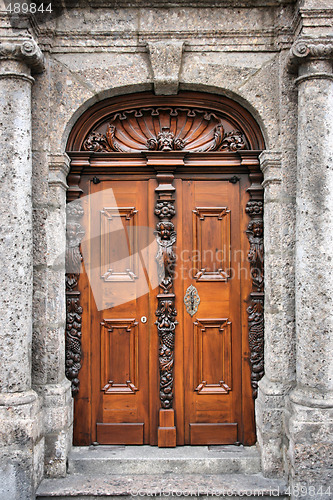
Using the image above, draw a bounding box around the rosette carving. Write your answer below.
[65,201,85,396]
[82,107,248,153]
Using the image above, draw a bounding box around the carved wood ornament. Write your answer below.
[65,201,85,396]
[244,158,264,398]
[82,107,248,153]
[154,170,177,409]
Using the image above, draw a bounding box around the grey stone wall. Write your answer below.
[0,1,332,499]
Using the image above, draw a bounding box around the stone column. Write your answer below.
[0,40,45,499]
[36,154,73,477]
[286,40,333,497]
[256,151,296,477]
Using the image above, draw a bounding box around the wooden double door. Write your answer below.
[75,170,255,447]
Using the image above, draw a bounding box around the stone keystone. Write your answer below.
[147,40,184,95]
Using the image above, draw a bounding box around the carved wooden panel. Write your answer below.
[100,319,139,394]
[65,201,85,397]
[192,207,231,281]
[82,107,248,153]
[244,155,264,399]
[246,200,264,398]
[100,207,138,282]
[194,319,232,394]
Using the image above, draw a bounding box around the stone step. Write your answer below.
[67,445,262,476]
[36,472,289,499]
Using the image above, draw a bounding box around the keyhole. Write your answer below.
[191,291,194,311]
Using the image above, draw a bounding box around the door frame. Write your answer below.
[65,92,265,446]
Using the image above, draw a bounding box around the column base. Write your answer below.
[285,387,333,499]
[256,377,292,478]
[0,390,44,500]
[158,409,176,447]
[35,379,73,478]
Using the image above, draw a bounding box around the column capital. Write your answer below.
[0,38,44,73]
[288,38,333,75]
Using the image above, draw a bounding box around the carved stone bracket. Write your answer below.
[154,167,177,410]
[242,153,264,399]
[0,39,44,73]
[65,201,85,396]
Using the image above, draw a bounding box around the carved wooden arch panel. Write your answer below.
[81,107,249,153]
[65,91,265,406]
[67,91,265,152]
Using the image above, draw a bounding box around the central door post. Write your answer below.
[147,153,185,447]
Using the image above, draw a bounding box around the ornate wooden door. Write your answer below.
[66,92,265,447]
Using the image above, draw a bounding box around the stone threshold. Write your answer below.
[36,445,289,499]
[68,445,261,475]
[36,472,289,499]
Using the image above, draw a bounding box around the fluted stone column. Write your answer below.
[256,151,296,477]
[0,40,45,499]
[286,40,333,498]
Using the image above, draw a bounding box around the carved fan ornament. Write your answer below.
[82,107,247,153]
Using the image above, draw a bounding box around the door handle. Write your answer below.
[184,285,200,317]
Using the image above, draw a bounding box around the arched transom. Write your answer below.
[82,107,249,153]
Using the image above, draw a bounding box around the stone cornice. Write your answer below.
[0,39,44,73]
[41,0,295,6]
[288,38,333,72]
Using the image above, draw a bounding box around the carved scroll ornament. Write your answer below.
[82,107,247,153]
[154,177,177,409]
[245,199,264,398]
[65,201,85,396]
